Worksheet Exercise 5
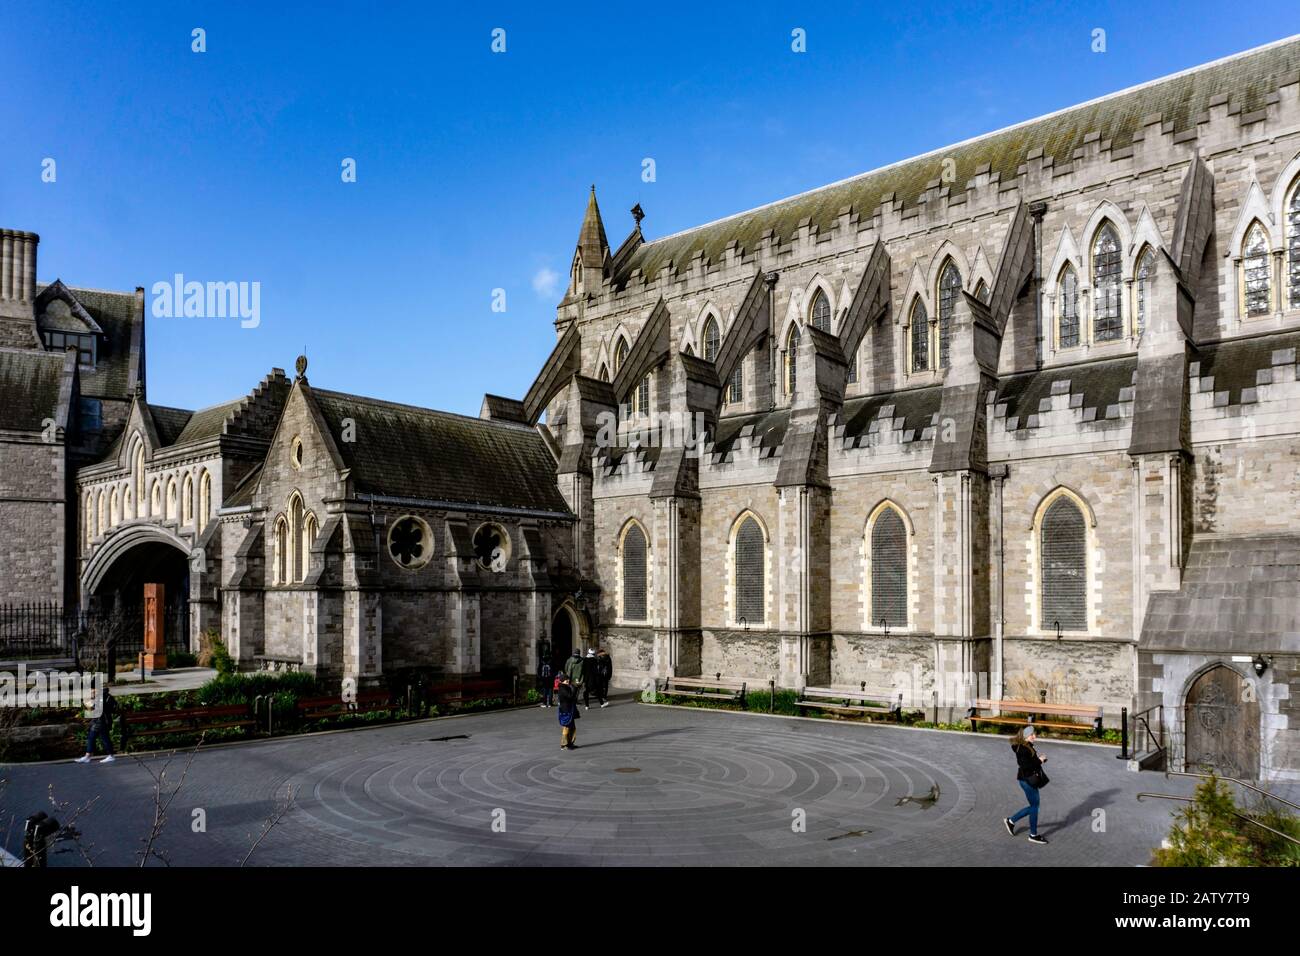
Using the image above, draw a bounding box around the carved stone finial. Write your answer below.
[631,203,645,226]
[295,354,308,380]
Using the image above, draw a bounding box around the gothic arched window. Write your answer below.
[1057,265,1080,349]
[1288,179,1300,310]
[613,337,629,375]
[909,299,929,372]
[785,324,800,396]
[727,350,744,405]
[302,512,318,580]
[199,471,212,533]
[273,516,288,586]
[620,522,648,622]
[288,494,304,583]
[1135,245,1156,334]
[974,279,990,304]
[1242,223,1272,318]
[870,505,908,628]
[937,260,962,368]
[733,515,765,625]
[182,473,194,525]
[1092,223,1123,341]
[703,316,720,362]
[1040,495,1088,631]
[809,289,831,332]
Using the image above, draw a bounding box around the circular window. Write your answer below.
[473,523,511,572]
[291,437,304,469]
[387,515,432,570]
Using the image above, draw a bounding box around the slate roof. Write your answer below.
[171,399,243,446]
[222,464,262,509]
[619,36,1300,284]
[994,356,1137,429]
[45,286,142,400]
[0,348,66,431]
[709,408,790,460]
[1141,534,1300,654]
[310,388,573,516]
[1193,329,1300,407]
[149,405,195,445]
[840,387,943,444]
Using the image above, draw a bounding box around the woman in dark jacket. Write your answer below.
[1004,725,1048,844]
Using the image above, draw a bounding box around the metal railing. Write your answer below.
[1136,792,1300,846]
[1131,703,1164,757]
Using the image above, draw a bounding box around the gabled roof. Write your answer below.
[619,35,1300,285]
[310,388,573,516]
[0,347,67,431]
[36,284,142,400]
[171,399,244,445]
[148,405,195,445]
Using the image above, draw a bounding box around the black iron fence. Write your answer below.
[0,601,189,669]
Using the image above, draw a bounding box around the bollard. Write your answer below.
[769,679,775,714]
[932,690,938,725]
[1117,706,1129,759]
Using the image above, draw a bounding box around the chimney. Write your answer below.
[0,229,39,320]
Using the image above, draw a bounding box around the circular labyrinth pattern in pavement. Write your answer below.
[287,723,975,864]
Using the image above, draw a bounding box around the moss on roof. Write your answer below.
[171,399,243,446]
[54,286,141,400]
[311,388,572,515]
[622,37,1300,284]
[0,348,65,431]
[149,405,194,445]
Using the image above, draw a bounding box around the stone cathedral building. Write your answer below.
[2,37,1300,780]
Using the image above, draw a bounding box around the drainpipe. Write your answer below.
[765,272,779,410]
[990,463,1008,704]
[1029,201,1047,369]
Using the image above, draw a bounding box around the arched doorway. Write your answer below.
[1184,665,1260,779]
[81,528,193,665]
[550,606,575,673]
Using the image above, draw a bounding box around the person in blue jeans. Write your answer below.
[1004,725,1048,845]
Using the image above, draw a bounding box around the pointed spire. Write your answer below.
[577,185,610,272]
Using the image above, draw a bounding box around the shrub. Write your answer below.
[195,671,318,706]
[1152,774,1300,867]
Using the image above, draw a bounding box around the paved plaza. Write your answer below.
[0,696,1236,866]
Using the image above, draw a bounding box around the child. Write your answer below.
[557,675,580,749]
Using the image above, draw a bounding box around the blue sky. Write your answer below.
[2,1,1295,414]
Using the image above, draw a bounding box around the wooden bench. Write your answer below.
[408,677,514,715]
[659,675,747,708]
[967,698,1104,735]
[296,690,394,722]
[797,686,901,717]
[121,704,257,747]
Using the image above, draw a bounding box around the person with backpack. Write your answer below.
[75,685,116,764]
[538,658,554,708]
[563,649,585,701]
[556,675,580,749]
[1004,725,1049,845]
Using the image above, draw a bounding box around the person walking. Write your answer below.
[557,675,580,749]
[1004,725,1049,844]
[595,649,613,708]
[569,650,590,712]
[538,658,554,708]
[75,686,116,764]
[580,649,598,709]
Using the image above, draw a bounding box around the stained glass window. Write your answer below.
[910,300,929,372]
[938,261,962,368]
[1243,224,1271,318]
[1058,266,1080,348]
[1092,224,1123,341]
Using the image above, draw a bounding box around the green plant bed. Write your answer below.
[1153,775,1300,867]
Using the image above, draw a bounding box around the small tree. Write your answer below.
[1153,774,1300,867]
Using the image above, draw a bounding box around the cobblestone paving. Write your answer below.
[1,697,1246,867]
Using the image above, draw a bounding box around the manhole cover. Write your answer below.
[614,767,641,773]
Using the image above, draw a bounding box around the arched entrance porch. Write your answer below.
[80,525,194,665]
